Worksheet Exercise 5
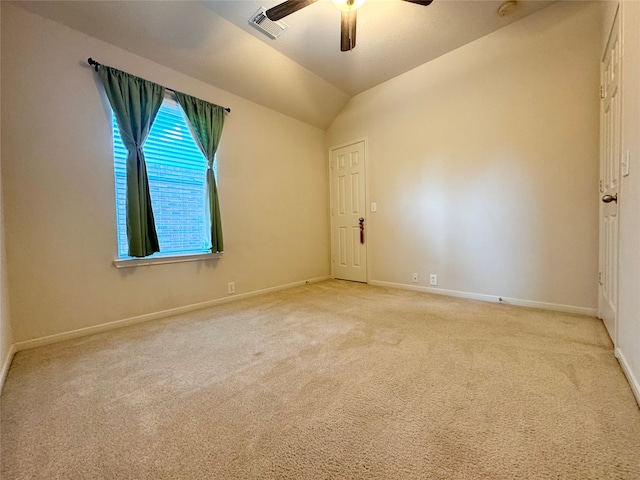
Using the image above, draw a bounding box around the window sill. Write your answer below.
[113,252,223,269]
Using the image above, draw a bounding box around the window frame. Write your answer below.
[111,92,222,267]
[113,251,222,269]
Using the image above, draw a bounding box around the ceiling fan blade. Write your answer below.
[402,0,434,5]
[265,0,319,21]
[340,10,357,52]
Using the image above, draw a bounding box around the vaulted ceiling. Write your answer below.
[12,0,555,129]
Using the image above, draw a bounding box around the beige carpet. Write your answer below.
[1,280,639,479]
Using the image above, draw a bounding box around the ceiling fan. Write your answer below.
[265,0,434,52]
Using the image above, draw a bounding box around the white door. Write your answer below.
[598,8,621,342]
[330,141,367,282]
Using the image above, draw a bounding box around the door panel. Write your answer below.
[339,227,347,266]
[599,9,621,342]
[352,227,362,267]
[331,141,367,282]
[351,173,360,213]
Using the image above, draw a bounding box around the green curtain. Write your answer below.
[98,66,165,257]
[175,92,226,253]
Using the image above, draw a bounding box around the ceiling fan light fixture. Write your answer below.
[332,0,366,12]
[497,0,519,17]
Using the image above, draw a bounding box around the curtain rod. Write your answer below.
[87,58,231,113]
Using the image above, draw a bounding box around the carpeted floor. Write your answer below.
[1,280,639,479]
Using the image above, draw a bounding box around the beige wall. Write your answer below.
[1,3,330,343]
[327,2,603,310]
[1,145,12,382]
[0,102,13,382]
[1,1,14,378]
[616,0,640,401]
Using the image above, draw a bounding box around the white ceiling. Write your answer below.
[12,0,555,128]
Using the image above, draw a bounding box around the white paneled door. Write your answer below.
[598,8,621,343]
[330,141,367,283]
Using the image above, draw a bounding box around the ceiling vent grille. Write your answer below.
[249,7,288,39]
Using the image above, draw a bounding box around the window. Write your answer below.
[113,95,215,259]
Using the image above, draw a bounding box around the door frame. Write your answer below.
[328,137,370,283]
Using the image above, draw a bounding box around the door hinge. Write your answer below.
[330,160,334,169]
[598,272,603,285]
[599,85,605,99]
[599,179,603,193]
[331,208,334,216]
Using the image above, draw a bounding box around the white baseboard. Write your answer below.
[12,275,331,353]
[615,347,640,407]
[368,280,597,317]
[1,344,16,395]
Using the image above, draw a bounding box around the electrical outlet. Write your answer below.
[412,273,419,283]
[429,274,438,286]
[227,282,235,294]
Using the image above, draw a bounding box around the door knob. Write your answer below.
[602,194,617,203]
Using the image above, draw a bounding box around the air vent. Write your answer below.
[249,7,288,39]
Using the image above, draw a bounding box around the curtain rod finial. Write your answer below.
[87,57,100,72]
